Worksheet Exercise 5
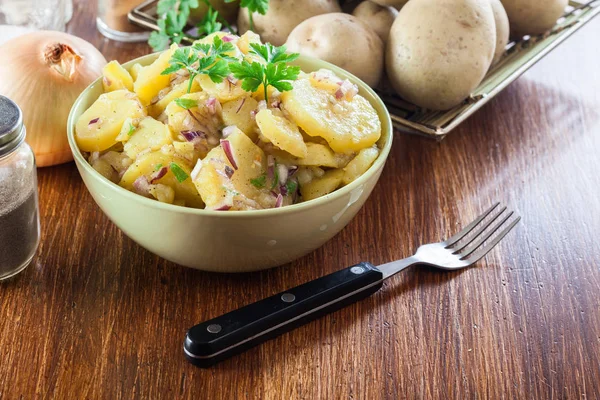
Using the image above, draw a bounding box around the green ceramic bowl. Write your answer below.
[67,53,393,272]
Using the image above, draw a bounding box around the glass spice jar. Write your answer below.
[0,95,40,281]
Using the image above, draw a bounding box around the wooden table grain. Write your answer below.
[1,2,599,399]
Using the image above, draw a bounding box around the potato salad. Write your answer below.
[75,32,382,211]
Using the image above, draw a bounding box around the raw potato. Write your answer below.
[352,1,398,42]
[75,90,146,152]
[282,78,381,153]
[386,0,496,110]
[370,0,409,8]
[500,0,567,37]
[490,0,510,65]
[286,13,384,87]
[237,0,341,46]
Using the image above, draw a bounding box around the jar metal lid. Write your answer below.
[0,95,25,156]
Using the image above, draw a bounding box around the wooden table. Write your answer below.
[1,2,599,399]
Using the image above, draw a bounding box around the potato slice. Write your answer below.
[134,43,177,105]
[222,97,258,139]
[281,78,381,153]
[342,146,379,185]
[75,90,146,152]
[120,151,203,208]
[129,63,143,82]
[102,61,134,92]
[123,117,172,160]
[237,31,262,54]
[256,109,308,158]
[196,74,247,103]
[165,91,222,143]
[148,79,201,118]
[300,169,344,201]
[297,142,340,168]
[194,130,268,210]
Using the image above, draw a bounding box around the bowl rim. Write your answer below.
[67,52,393,219]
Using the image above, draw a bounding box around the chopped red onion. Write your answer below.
[222,125,237,138]
[102,77,111,87]
[279,185,288,196]
[226,75,239,85]
[235,98,246,114]
[190,159,203,180]
[339,80,359,100]
[267,155,275,167]
[220,139,238,170]
[181,130,206,142]
[270,190,278,197]
[288,165,298,176]
[88,117,100,125]
[257,100,267,111]
[206,97,218,114]
[150,166,168,183]
[222,35,234,42]
[267,165,274,180]
[224,165,234,178]
[277,164,288,186]
[214,204,232,211]
[133,176,150,195]
[335,88,344,100]
[271,100,281,109]
[250,110,257,120]
[275,194,283,208]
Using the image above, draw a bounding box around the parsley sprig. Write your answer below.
[229,43,300,103]
[150,0,270,51]
[161,36,233,93]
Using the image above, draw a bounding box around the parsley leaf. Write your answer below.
[285,179,298,194]
[196,6,222,37]
[174,98,198,109]
[170,162,189,182]
[232,0,269,31]
[229,43,300,103]
[127,123,136,136]
[250,174,267,188]
[154,163,164,171]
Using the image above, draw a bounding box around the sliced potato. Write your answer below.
[133,43,177,105]
[196,74,246,103]
[300,169,344,201]
[237,31,262,54]
[129,63,143,81]
[123,117,172,160]
[165,91,222,144]
[282,78,381,153]
[102,61,134,92]
[342,146,379,185]
[120,151,203,208]
[194,130,268,210]
[256,109,308,158]
[148,79,201,118]
[222,97,259,139]
[296,142,340,168]
[75,90,146,152]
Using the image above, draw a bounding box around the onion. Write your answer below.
[181,130,205,142]
[149,166,168,183]
[133,176,150,195]
[190,159,203,181]
[222,125,237,138]
[0,31,106,167]
[220,139,238,170]
[275,194,283,208]
[277,164,288,186]
[224,165,234,179]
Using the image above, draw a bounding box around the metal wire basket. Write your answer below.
[128,0,600,140]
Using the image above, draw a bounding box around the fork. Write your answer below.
[184,203,521,367]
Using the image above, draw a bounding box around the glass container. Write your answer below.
[96,0,149,42]
[0,95,40,281]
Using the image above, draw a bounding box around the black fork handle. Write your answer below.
[184,262,384,368]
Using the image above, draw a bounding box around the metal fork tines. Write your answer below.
[379,203,521,277]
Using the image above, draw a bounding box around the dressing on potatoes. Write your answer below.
[75,33,382,211]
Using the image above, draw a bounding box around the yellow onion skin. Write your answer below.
[0,31,107,167]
